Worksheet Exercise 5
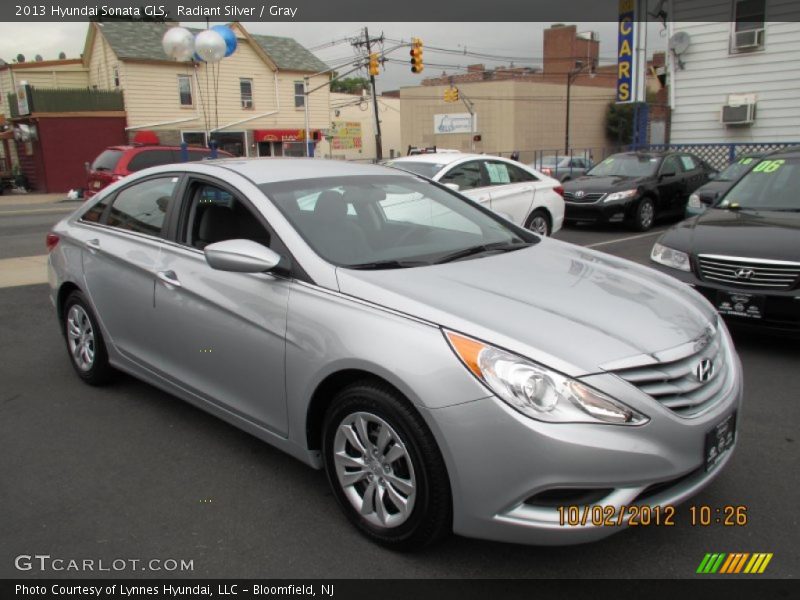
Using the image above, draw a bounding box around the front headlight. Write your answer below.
[603,189,638,202]
[445,331,648,425]
[651,242,691,272]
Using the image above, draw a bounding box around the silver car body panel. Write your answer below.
[48,159,743,545]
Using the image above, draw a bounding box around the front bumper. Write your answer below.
[651,263,800,333]
[422,352,743,545]
[564,198,635,224]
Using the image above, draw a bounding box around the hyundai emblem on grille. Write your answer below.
[695,359,715,383]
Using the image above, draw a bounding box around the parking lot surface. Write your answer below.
[1,214,798,578]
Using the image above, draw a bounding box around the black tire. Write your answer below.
[525,208,552,236]
[322,380,452,550]
[630,196,656,231]
[62,290,114,386]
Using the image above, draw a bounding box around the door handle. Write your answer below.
[156,270,182,288]
[86,239,100,253]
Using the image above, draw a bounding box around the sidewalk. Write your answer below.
[0,191,70,205]
[0,255,48,288]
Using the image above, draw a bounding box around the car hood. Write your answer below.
[336,239,716,377]
[663,209,800,262]
[563,175,649,192]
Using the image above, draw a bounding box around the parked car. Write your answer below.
[530,155,594,182]
[384,153,565,236]
[685,153,763,218]
[651,149,800,333]
[48,158,742,549]
[85,144,232,198]
[562,151,716,231]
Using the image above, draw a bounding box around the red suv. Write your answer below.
[85,145,232,198]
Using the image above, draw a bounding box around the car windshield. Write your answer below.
[715,156,759,181]
[260,175,534,268]
[717,157,800,211]
[586,155,659,177]
[383,161,445,179]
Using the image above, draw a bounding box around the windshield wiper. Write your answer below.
[433,241,533,265]
[345,259,430,270]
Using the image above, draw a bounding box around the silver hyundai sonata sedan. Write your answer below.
[47,158,742,549]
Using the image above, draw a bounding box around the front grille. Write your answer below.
[611,328,731,417]
[563,191,606,203]
[697,255,800,290]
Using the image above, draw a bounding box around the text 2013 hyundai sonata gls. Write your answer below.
[47,158,742,549]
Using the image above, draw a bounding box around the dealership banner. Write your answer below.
[329,121,362,150]
[434,113,476,135]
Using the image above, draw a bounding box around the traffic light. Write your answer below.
[368,52,380,77]
[410,37,424,74]
[444,87,459,102]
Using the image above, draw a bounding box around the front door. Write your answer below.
[151,178,291,435]
[483,160,536,225]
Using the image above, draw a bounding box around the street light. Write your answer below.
[564,60,594,155]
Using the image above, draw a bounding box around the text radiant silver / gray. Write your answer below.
[47,158,742,549]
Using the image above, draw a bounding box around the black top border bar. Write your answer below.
[3,0,800,22]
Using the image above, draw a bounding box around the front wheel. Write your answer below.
[631,197,656,231]
[322,381,451,550]
[525,209,552,236]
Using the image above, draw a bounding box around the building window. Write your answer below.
[294,81,305,108]
[731,0,765,52]
[178,74,193,106]
[240,78,254,109]
[181,131,207,147]
[112,65,120,88]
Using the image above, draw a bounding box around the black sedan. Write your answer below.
[650,149,800,333]
[562,151,715,231]
[685,153,764,217]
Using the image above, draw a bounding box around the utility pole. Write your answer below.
[362,27,383,161]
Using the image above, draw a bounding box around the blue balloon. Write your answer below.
[211,25,238,57]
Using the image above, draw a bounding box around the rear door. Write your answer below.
[150,176,291,435]
[437,160,489,206]
[79,174,180,366]
[483,160,537,225]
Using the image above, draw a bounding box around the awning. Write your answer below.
[254,129,319,143]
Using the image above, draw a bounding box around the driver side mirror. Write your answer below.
[204,239,281,273]
[443,182,460,192]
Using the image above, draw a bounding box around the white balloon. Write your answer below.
[162,27,194,61]
[194,30,226,63]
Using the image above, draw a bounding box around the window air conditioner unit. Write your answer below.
[242,98,253,109]
[733,29,764,50]
[721,94,756,126]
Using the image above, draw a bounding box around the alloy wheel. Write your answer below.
[66,304,95,371]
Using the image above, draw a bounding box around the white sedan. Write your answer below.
[384,153,565,235]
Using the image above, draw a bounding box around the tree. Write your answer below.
[605,102,636,145]
[330,77,370,94]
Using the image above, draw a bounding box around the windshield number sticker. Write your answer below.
[752,159,785,173]
[738,157,755,165]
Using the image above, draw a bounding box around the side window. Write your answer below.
[184,182,271,250]
[680,155,699,171]
[440,161,483,190]
[127,150,178,172]
[660,155,684,176]
[80,196,112,223]
[505,163,537,183]
[187,149,212,162]
[106,177,178,236]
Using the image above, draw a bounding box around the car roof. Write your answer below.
[387,153,517,167]
[207,157,412,184]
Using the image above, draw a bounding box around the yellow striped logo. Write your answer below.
[697,552,773,574]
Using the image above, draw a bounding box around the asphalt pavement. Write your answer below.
[1,215,798,579]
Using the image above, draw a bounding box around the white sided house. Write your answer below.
[667,0,800,144]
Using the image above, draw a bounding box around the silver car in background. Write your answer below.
[47,158,742,549]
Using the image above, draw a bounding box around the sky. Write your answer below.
[0,21,668,92]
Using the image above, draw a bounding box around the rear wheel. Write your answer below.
[63,290,114,385]
[322,381,451,550]
[525,209,551,236]
[630,197,656,231]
